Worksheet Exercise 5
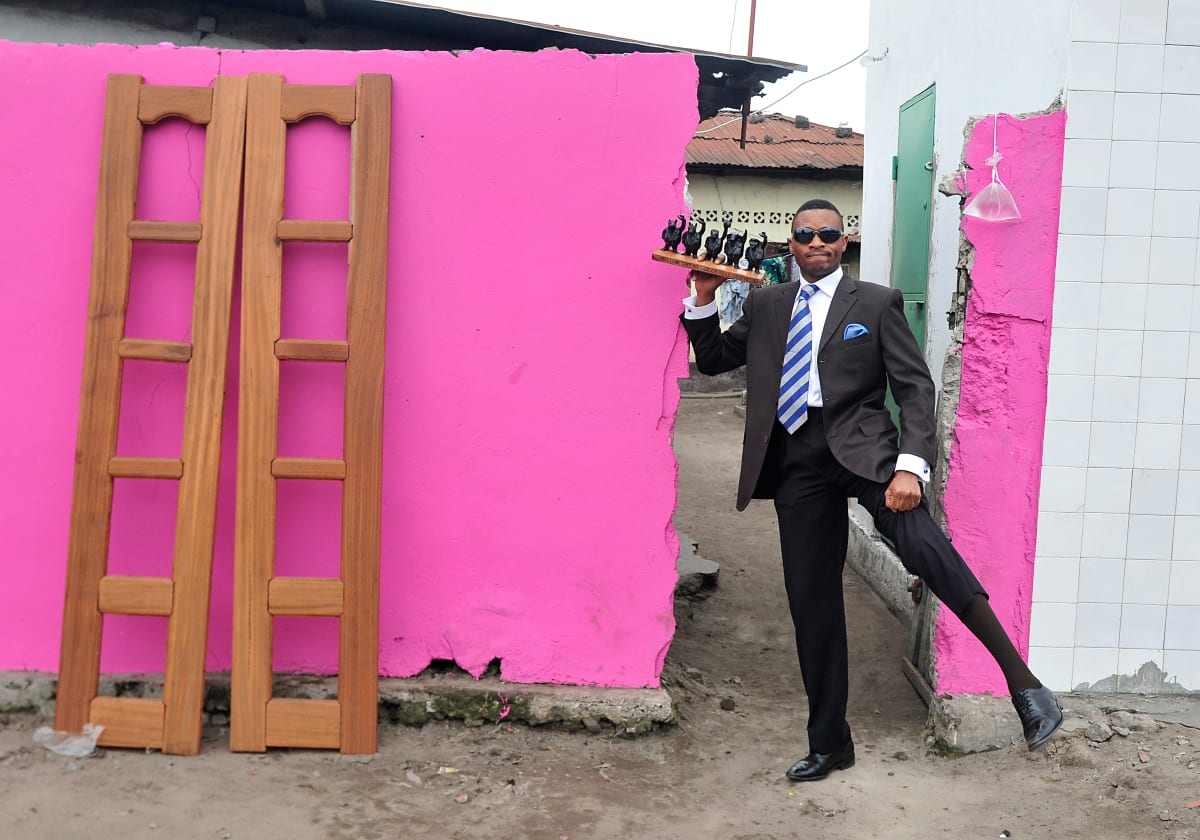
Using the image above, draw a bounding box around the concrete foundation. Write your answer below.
[846,503,916,627]
[927,689,1200,756]
[0,671,676,737]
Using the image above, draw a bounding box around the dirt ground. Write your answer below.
[2,395,1199,839]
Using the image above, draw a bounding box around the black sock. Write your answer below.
[960,594,1041,694]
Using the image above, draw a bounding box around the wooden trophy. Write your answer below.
[651,215,769,284]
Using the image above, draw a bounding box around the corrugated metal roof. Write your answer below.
[356,1,802,71]
[686,111,864,171]
[229,2,804,118]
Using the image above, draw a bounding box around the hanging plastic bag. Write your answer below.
[964,164,1021,221]
[964,116,1021,222]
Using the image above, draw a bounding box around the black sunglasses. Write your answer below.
[792,226,844,244]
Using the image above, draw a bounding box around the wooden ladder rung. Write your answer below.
[268,577,344,616]
[128,221,203,242]
[118,338,192,363]
[281,85,356,125]
[138,86,213,125]
[98,576,174,616]
[271,457,346,481]
[276,220,352,242]
[90,697,165,749]
[274,339,349,362]
[108,457,184,479]
[265,698,342,749]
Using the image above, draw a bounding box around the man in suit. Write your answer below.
[681,198,1062,782]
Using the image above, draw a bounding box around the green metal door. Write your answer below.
[890,84,936,351]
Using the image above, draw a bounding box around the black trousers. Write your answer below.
[769,409,986,754]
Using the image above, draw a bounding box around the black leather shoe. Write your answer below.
[785,740,855,782]
[1012,685,1064,750]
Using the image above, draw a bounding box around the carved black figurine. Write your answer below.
[708,217,732,262]
[744,231,768,272]
[660,214,686,252]
[722,227,747,269]
[701,226,724,262]
[681,218,706,258]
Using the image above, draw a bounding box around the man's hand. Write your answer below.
[688,269,724,306]
[885,470,922,513]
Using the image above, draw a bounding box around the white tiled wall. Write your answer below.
[1032,0,1200,693]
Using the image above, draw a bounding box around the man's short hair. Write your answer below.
[793,199,844,228]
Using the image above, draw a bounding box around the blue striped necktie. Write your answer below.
[778,283,819,434]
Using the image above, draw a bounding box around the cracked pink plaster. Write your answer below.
[0,41,697,688]
[936,111,1065,696]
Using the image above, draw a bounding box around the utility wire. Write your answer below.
[726,0,740,56]
[695,47,869,135]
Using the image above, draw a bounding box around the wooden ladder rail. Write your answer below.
[231,73,390,754]
[55,75,247,755]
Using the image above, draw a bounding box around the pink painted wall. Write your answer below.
[937,112,1066,695]
[0,41,697,687]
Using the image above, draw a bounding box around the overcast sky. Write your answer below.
[437,0,871,131]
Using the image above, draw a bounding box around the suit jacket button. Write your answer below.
[762,436,769,444]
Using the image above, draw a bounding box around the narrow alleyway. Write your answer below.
[0,396,1195,839]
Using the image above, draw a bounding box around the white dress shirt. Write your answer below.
[682,266,930,482]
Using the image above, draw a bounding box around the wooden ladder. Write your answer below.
[55,74,248,755]
[231,73,391,754]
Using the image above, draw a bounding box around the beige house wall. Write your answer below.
[686,173,863,244]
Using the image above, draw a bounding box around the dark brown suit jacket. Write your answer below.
[681,272,937,511]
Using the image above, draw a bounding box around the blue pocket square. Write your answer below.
[844,323,869,340]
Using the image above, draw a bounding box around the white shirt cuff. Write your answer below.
[682,295,719,320]
[895,453,931,483]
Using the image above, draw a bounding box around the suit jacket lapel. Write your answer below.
[819,272,859,354]
[771,281,796,364]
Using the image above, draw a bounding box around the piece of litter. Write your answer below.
[454,794,469,804]
[1185,800,1200,809]
[33,724,105,758]
[437,766,457,774]
[405,770,422,785]
[1000,831,1011,838]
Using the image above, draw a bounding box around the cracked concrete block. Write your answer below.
[928,693,1021,755]
[675,530,719,597]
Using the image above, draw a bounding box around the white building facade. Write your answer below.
[864,0,1200,694]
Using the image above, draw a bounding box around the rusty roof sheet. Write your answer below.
[686,111,864,171]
